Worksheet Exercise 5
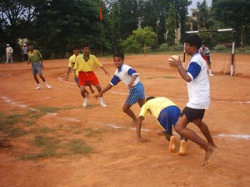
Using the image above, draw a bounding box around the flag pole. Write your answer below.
[100,1,103,56]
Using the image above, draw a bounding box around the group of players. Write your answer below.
[26,34,217,166]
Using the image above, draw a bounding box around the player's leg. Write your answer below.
[94,84,107,107]
[38,73,51,89]
[158,107,175,152]
[89,71,107,107]
[136,82,146,108]
[86,81,95,94]
[123,103,137,124]
[10,54,13,63]
[193,119,217,165]
[33,74,41,89]
[5,54,9,63]
[193,119,216,147]
[175,108,208,150]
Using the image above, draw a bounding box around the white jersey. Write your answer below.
[6,46,13,54]
[199,47,210,55]
[110,64,139,86]
[187,53,210,109]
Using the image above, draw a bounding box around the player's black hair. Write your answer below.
[184,34,202,49]
[27,42,34,46]
[82,44,91,49]
[74,46,80,50]
[146,96,155,102]
[113,52,124,59]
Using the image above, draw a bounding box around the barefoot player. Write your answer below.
[96,52,145,124]
[169,34,217,166]
[136,96,187,154]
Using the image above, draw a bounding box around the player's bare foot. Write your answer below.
[168,136,175,153]
[177,140,186,155]
[202,146,217,166]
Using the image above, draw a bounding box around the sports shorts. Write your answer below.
[31,62,42,75]
[157,106,181,133]
[126,82,145,105]
[180,106,205,122]
[201,55,211,65]
[78,71,99,86]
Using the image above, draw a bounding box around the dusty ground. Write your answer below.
[0,53,250,187]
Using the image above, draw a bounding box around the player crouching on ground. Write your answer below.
[95,52,145,125]
[136,96,187,154]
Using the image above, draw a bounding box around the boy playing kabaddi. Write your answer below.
[96,52,145,124]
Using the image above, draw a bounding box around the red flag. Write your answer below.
[99,2,103,22]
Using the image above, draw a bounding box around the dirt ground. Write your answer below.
[0,53,250,187]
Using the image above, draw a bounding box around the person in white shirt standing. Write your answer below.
[5,44,13,63]
[168,34,217,166]
[22,44,28,62]
[199,43,214,76]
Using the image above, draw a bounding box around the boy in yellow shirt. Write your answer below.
[137,96,187,154]
[74,45,109,107]
[65,46,94,94]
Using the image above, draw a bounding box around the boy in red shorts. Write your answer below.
[74,45,109,107]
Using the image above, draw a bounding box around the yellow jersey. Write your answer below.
[139,97,177,119]
[74,54,102,74]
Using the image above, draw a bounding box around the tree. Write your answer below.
[31,0,102,58]
[165,4,178,47]
[0,0,46,59]
[121,26,157,53]
[196,0,210,29]
[212,0,250,47]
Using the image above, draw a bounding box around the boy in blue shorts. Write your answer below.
[168,34,217,166]
[27,43,51,90]
[96,52,145,124]
[137,96,187,154]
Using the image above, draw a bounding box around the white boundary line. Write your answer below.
[57,75,250,103]
[1,95,249,140]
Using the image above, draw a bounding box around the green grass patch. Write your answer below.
[68,138,92,155]
[0,113,23,126]
[32,126,52,134]
[6,127,27,137]
[85,128,109,137]
[39,106,60,114]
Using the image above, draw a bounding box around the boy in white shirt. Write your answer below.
[169,34,217,166]
[6,44,13,63]
[96,52,145,124]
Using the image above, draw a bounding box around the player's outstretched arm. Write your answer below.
[136,117,147,143]
[94,84,113,99]
[101,67,110,76]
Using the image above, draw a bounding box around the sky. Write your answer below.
[188,0,212,15]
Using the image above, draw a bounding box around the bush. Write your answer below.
[172,44,184,51]
[214,44,227,52]
[159,43,170,52]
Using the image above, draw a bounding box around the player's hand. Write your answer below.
[169,56,182,68]
[128,82,133,89]
[105,70,110,76]
[94,93,100,99]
